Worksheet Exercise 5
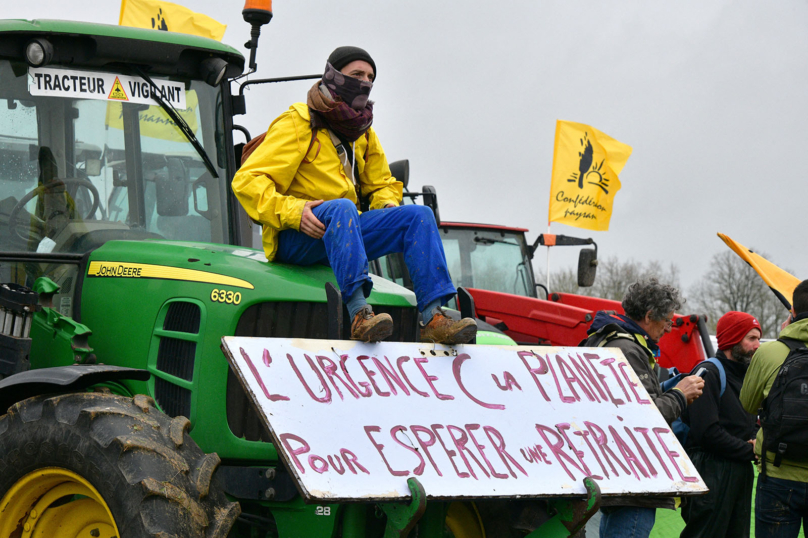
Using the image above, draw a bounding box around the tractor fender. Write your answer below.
[0,365,149,412]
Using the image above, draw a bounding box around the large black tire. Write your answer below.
[0,391,240,537]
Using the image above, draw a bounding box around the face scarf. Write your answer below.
[307,62,374,142]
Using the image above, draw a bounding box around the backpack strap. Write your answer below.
[326,129,366,209]
[704,357,727,398]
[584,323,651,356]
[326,129,357,185]
[778,337,808,358]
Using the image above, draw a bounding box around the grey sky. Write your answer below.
[9,1,807,294]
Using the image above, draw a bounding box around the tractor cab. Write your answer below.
[376,181,713,372]
[372,175,596,302]
[0,20,244,317]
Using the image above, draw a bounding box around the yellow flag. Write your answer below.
[548,120,632,231]
[718,233,800,310]
[105,90,199,142]
[119,0,226,41]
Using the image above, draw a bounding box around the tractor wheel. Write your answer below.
[0,391,240,537]
[445,501,485,538]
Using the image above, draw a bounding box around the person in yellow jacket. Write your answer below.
[233,46,476,344]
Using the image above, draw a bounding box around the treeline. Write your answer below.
[540,252,788,339]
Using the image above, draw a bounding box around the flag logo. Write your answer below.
[548,120,632,231]
[152,7,168,30]
[119,0,227,41]
[569,133,610,194]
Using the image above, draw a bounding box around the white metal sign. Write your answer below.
[222,337,707,501]
[28,67,186,108]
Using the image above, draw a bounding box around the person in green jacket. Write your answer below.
[740,279,808,538]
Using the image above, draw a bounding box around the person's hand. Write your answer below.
[781,314,794,332]
[678,375,705,405]
[300,200,325,239]
[748,439,760,462]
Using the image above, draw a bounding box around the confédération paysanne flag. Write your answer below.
[718,233,800,311]
[119,0,227,41]
[548,120,632,231]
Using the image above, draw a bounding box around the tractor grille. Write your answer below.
[154,301,200,420]
[227,301,417,441]
[156,338,196,381]
[154,377,191,418]
[163,301,201,333]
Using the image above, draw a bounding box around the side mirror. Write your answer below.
[85,159,102,177]
[422,185,440,226]
[192,172,213,220]
[577,247,598,287]
[389,159,409,189]
[156,157,189,217]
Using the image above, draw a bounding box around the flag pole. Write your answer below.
[546,224,551,293]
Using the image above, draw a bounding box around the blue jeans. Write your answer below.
[755,475,808,538]
[599,506,655,538]
[276,200,456,312]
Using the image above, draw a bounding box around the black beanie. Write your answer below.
[327,46,376,79]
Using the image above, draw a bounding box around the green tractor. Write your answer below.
[0,8,597,538]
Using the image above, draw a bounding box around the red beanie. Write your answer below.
[716,311,761,350]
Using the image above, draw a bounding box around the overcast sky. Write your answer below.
[8,0,807,294]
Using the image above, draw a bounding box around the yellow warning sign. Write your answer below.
[108,77,129,101]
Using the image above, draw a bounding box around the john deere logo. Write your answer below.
[568,133,610,194]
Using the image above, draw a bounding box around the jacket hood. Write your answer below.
[588,310,659,352]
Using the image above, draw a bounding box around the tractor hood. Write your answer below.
[85,240,416,308]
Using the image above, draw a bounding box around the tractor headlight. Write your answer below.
[200,57,228,87]
[25,38,53,67]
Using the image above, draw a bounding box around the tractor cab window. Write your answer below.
[440,227,537,298]
[0,60,229,258]
[0,60,230,313]
[372,223,538,303]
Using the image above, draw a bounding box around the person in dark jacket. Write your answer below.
[582,279,704,538]
[679,311,761,538]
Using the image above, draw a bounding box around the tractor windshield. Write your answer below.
[0,60,230,255]
[440,227,537,298]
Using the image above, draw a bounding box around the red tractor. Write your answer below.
[373,176,714,374]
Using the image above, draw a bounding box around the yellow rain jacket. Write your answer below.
[232,103,403,261]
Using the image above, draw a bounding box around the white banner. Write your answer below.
[28,67,186,108]
[222,337,707,501]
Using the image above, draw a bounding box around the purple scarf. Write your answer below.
[307,62,374,142]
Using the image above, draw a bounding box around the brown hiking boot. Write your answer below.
[351,305,394,342]
[420,308,477,345]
